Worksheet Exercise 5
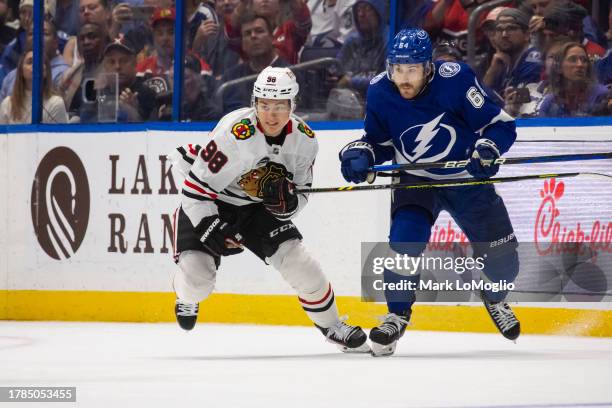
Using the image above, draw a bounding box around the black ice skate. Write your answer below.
[369,313,410,357]
[482,292,520,341]
[316,319,370,353]
[175,299,199,331]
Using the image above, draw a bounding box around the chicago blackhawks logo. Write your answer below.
[31,147,90,260]
[238,162,293,198]
[232,119,256,140]
[297,122,315,138]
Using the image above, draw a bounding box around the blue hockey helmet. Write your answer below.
[387,28,433,65]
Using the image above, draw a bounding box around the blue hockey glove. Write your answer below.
[467,139,501,179]
[339,142,374,184]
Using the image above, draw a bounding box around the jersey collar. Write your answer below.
[256,118,293,146]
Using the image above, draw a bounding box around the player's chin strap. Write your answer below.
[296,172,612,194]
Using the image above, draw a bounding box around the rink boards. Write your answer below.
[0,123,611,336]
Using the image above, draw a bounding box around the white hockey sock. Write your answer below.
[298,282,340,328]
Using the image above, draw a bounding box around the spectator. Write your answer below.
[504,36,568,117]
[80,34,156,122]
[0,0,36,85]
[57,21,107,118]
[423,0,509,58]
[539,0,605,59]
[63,0,111,66]
[334,0,387,97]
[526,0,550,45]
[539,42,610,117]
[482,8,542,95]
[55,0,80,37]
[399,0,433,30]
[108,2,152,52]
[522,0,603,50]
[306,0,354,47]
[432,39,462,62]
[0,50,68,123]
[0,0,17,55]
[64,0,151,67]
[181,53,217,121]
[187,0,218,51]
[0,18,69,101]
[595,49,611,85]
[136,7,174,81]
[475,6,509,76]
[189,0,240,79]
[16,0,31,28]
[137,7,214,121]
[229,0,312,64]
[220,12,290,114]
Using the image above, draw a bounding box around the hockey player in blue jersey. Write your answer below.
[340,28,521,356]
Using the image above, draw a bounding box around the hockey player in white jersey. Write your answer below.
[168,66,368,352]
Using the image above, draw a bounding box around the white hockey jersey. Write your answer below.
[169,108,318,225]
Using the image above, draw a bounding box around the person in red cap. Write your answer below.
[136,7,175,79]
[136,7,214,121]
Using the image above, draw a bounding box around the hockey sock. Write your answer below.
[298,282,340,328]
[383,267,417,316]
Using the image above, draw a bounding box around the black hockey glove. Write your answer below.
[262,177,298,218]
[194,215,244,257]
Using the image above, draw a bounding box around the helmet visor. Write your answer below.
[387,62,427,82]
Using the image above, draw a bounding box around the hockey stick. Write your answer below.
[296,172,612,194]
[369,151,612,173]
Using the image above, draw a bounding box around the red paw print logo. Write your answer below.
[535,178,565,254]
[540,177,564,201]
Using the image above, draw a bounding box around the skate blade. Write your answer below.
[337,342,371,354]
[370,341,397,357]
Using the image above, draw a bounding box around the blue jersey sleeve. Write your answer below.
[447,63,517,155]
[362,76,396,164]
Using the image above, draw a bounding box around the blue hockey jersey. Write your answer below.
[363,61,516,179]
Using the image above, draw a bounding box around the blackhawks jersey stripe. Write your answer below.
[182,189,214,202]
[184,179,218,200]
[220,187,258,202]
[187,171,220,193]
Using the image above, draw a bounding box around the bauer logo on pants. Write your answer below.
[31,147,90,260]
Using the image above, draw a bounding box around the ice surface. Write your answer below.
[0,322,611,408]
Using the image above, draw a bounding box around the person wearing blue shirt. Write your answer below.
[482,8,542,95]
[340,28,521,357]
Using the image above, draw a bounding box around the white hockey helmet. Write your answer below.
[252,66,299,111]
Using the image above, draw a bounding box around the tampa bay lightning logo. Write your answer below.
[439,62,461,78]
[399,113,456,162]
